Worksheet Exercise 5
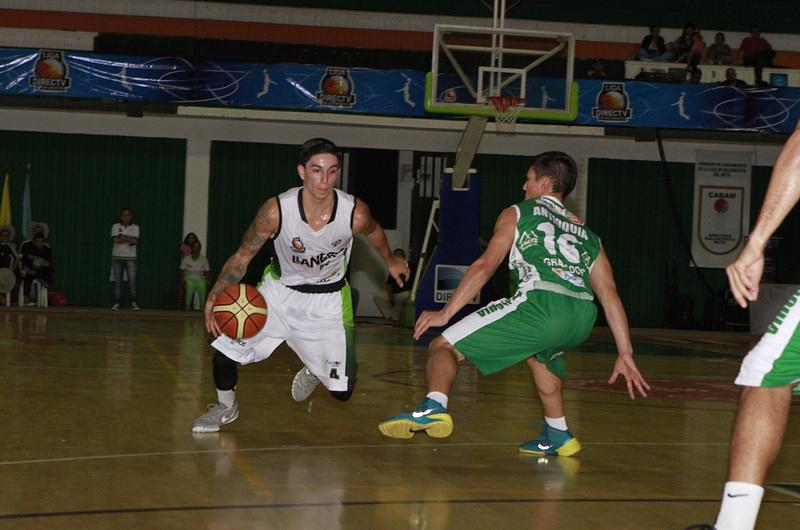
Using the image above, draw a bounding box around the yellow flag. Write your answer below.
[0,174,10,227]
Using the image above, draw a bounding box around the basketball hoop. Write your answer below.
[487,96,526,133]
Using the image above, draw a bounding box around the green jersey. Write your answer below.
[509,195,601,301]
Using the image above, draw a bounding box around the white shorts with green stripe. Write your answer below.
[211,275,356,392]
[736,289,800,393]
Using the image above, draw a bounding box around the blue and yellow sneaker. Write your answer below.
[519,421,581,456]
[378,398,453,439]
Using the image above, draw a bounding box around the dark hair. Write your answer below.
[649,25,659,32]
[530,151,578,197]
[299,138,340,165]
[392,248,406,257]
[183,232,199,245]
[715,32,725,39]
[120,207,132,215]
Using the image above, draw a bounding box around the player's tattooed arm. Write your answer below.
[353,199,410,287]
[205,197,279,336]
[210,197,279,297]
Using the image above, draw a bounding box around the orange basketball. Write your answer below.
[213,284,267,339]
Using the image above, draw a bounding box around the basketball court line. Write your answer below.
[3,440,800,468]
[144,336,273,498]
[1,498,796,521]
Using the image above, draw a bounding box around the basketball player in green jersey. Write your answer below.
[379,151,649,455]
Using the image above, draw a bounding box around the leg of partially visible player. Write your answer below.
[519,357,581,457]
[714,385,791,530]
[378,335,456,439]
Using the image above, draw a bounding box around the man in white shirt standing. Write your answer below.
[111,207,140,310]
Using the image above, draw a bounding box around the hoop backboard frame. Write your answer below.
[425,24,579,122]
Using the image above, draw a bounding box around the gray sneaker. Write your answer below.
[111,303,120,311]
[191,401,239,433]
[131,302,140,311]
[291,367,320,402]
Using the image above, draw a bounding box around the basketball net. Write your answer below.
[487,96,526,134]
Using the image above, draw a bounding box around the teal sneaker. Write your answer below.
[519,421,581,456]
[378,398,453,439]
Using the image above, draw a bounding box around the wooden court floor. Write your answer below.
[0,308,798,529]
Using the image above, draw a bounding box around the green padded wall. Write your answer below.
[207,141,300,285]
[0,130,186,308]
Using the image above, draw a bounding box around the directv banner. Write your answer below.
[2,47,800,132]
[0,48,426,116]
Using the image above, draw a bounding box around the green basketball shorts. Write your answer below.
[736,289,800,394]
[441,289,597,377]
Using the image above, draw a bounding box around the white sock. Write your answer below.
[217,389,236,408]
[715,481,764,530]
[545,416,568,431]
[426,391,448,408]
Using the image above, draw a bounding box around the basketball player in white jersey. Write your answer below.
[192,138,409,432]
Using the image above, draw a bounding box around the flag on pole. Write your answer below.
[0,173,11,227]
[21,164,31,239]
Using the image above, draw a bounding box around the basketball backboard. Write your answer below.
[426,24,578,122]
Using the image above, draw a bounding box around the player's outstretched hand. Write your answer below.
[205,293,222,337]
[414,310,450,340]
[608,354,650,400]
[388,255,411,289]
[726,242,765,308]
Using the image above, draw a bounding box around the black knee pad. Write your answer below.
[329,380,356,402]
[212,350,238,391]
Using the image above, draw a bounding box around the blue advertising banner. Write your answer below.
[0,48,427,116]
[2,47,799,133]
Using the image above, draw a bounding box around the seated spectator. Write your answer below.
[179,240,210,311]
[19,233,52,303]
[686,67,703,84]
[688,30,708,67]
[636,26,672,62]
[738,26,776,84]
[719,67,747,87]
[670,23,697,63]
[0,226,18,270]
[707,32,733,65]
[373,248,412,323]
[586,58,608,80]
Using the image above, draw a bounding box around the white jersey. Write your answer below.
[271,187,355,287]
[111,222,139,259]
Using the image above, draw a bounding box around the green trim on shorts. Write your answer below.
[762,294,800,389]
[341,282,357,381]
[452,290,597,377]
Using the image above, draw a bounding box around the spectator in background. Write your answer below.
[111,207,140,311]
[586,58,608,80]
[179,240,210,311]
[738,26,776,84]
[181,232,198,258]
[670,23,696,63]
[719,67,747,88]
[686,67,703,84]
[688,30,708,67]
[373,248,412,323]
[0,227,18,270]
[636,26,672,62]
[19,233,52,304]
[707,32,733,65]
[178,232,199,308]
